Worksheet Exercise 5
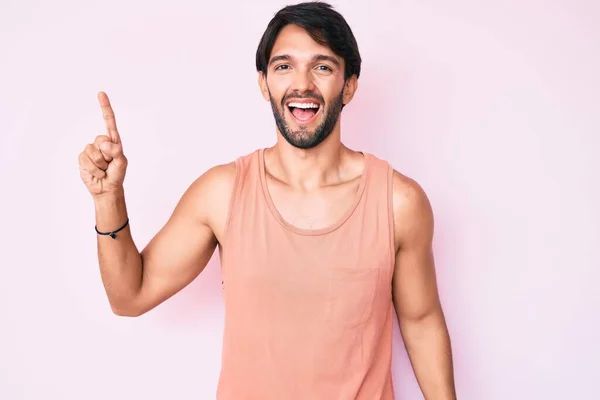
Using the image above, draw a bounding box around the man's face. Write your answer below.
[259,24,357,149]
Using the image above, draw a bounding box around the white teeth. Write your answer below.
[287,102,319,109]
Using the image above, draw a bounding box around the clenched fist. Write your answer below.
[79,92,128,198]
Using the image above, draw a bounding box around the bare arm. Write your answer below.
[391,171,457,399]
[81,92,236,317]
[94,163,235,317]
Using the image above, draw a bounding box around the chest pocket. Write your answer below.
[324,267,380,329]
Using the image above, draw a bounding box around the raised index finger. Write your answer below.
[97,91,121,144]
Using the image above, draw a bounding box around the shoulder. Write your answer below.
[185,161,237,219]
[195,161,238,196]
[185,147,262,207]
[179,149,263,241]
[172,159,238,241]
[390,169,435,251]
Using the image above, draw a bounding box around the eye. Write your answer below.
[315,65,333,72]
[275,64,290,71]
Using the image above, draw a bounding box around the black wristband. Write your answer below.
[95,218,129,239]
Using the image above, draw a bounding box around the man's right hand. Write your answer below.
[79,92,128,198]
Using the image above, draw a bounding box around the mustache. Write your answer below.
[281,92,325,107]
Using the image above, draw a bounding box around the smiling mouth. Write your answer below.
[287,102,321,123]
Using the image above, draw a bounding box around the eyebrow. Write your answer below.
[268,54,341,68]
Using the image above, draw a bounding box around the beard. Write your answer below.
[268,87,344,150]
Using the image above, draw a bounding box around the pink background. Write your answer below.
[1,0,599,399]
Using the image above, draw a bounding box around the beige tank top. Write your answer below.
[217,148,396,400]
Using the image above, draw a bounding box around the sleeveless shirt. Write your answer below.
[217,148,396,400]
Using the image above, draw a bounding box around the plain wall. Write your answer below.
[1,0,598,399]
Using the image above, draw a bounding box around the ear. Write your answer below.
[342,75,359,106]
[258,71,270,101]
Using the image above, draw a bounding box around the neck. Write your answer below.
[266,128,349,191]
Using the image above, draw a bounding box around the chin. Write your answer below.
[281,127,332,150]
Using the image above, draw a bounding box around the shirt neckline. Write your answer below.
[258,147,371,236]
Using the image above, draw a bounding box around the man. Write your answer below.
[78,2,456,399]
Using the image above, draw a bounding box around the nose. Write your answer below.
[290,68,315,94]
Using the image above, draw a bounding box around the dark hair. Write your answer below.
[255,1,362,81]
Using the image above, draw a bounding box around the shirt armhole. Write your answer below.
[222,157,241,247]
[387,164,396,277]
